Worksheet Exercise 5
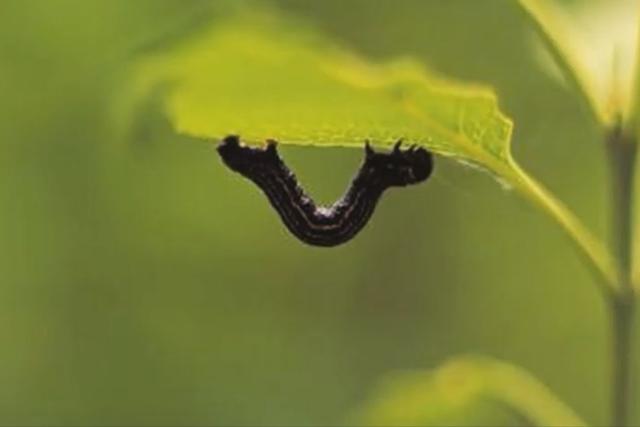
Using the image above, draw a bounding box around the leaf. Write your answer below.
[130,12,513,171]
[126,9,618,292]
[518,0,639,128]
[350,356,588,427]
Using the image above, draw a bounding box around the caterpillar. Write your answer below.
[217,135,433,247]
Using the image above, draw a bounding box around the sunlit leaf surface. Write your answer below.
[352,356,587,427]
[519,0,639,126]
[131,12,514,176]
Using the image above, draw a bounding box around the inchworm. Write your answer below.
[217,135,433,247]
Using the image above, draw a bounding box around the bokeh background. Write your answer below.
[0,0,638,425]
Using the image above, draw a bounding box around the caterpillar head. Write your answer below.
[217,135,279,174]
[363,140,433,187]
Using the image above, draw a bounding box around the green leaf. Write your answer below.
[350,356,588,427]
[129,12,513,170]
[517,0,638,128]
[126,9,618,292]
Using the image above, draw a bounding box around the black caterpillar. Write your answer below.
[217,135,433,247]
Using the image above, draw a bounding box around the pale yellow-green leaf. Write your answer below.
[127,10,618,292]
[518,0,639,127]
[351,355,587,427]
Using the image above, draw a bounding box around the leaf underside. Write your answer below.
[130,11,514,178]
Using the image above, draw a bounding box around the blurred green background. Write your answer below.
[0,0,638,425]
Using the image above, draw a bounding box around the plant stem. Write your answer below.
[510,161,618,295]
[606,125,637,427]
[611,295,635,427]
